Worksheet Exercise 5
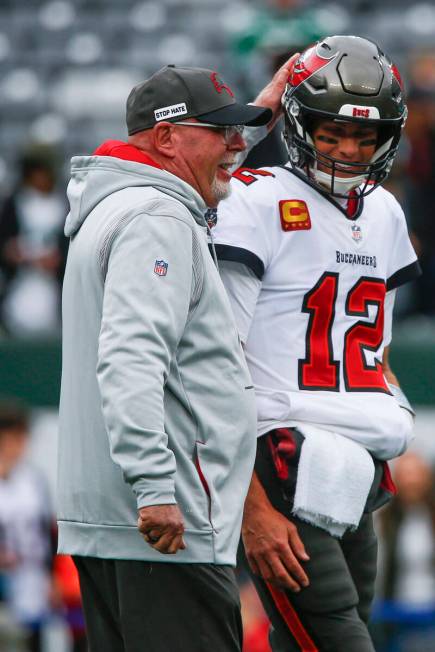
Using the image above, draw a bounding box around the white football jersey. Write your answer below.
[213,166,421,459]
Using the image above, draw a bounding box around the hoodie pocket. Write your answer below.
[194,441,212,524]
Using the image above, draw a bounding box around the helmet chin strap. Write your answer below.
[311,166,367,195]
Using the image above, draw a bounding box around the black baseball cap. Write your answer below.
[126,65,272,135]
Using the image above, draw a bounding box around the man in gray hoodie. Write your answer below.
[57,63,293,651]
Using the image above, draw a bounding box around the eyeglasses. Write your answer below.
[172,121,245,143]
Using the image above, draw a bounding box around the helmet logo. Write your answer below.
[339,104,380,119]
[289,44,337,88]
[353,107,370,118]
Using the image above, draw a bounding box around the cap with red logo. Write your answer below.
[126,65,272,135]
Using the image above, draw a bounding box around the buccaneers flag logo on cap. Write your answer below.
[210,72,234,97]
[279,200,311,231]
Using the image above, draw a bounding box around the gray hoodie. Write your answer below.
[57,145,257,565]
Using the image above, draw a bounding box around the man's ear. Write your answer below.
[152,122,177,158]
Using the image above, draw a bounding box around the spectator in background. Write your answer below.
[231,0,327,92]
[229,0,328,168]
[239,573,271,652]
[0,145,67,337]
[404,50,435,316]
[0,401,55,652]
[373,452,435,651]
[53,554,87,652]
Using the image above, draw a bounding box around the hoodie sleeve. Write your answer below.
[97,210,192,509]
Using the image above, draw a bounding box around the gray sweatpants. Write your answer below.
[250,514,377,652]
[73,557,242,652]
[250,431,378,652]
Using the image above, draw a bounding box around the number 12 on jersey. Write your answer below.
[298,272,389,393]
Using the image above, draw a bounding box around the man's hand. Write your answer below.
[242,473,309,592]
[137,504,186,555]
[253,52,300,132]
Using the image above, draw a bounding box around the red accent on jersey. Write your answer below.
[391,63,404,92]
[93,140,162,168]
[210,72,234,97]
[290,46,336,87]
[346,189,358,219]
[299,273,340,391]
[279,200,311,231]
[266,583,318,651]
[232,167,275,186]
[344,277,389,392]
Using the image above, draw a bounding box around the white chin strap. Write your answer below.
[311,166,367,195]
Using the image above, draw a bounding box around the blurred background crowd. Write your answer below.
[0,0,433,650]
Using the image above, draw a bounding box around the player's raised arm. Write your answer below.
[232,52,300,168]
[252,52,300,132]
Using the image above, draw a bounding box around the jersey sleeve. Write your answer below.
[211,171,277,280]
[218,260,262,344]
[386,196,421,291]
[383,289,395,347]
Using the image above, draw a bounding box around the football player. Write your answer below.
[211,36,421,651]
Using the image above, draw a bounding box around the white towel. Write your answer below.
[292,424,375,538]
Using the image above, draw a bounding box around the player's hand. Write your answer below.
[137,504,186,555]
[252,52,300,132]
[242,501,309,592]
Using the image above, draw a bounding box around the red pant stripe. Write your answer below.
[266,582,318,651]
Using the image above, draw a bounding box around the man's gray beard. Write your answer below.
[211,177,232,205]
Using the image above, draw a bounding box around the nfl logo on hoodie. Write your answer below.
[154,259,168,276]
